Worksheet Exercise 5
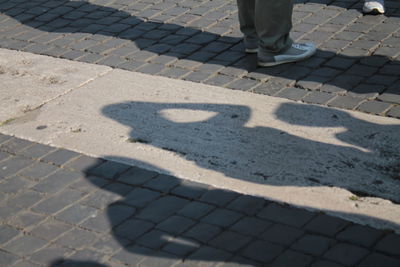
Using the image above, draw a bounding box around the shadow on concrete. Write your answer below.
[0,0,399,96]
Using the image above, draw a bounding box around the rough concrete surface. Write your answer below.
[0,48,111,123]
[1,50,400,233]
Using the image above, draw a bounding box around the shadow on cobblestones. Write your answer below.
[1,0,399,109]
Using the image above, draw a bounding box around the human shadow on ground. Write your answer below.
[48,155,400,266]
[101,101,400,202]
[1,0,399,96]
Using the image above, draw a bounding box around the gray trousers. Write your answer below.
[236,0,294,54]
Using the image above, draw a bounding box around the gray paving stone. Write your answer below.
[86,160,131,180]
[0,204,23,221]
[156,215,196,235]
[114,218,154,241]
[387,105,400,118]
[226,195,266,216]
[241,240,284,263]
[112,245,154,266]
[7,190,44,208]
[4,234,47,256]
[122,187,161,208]
[177,201,215,219]
[0,134,12,145]
[0,156,33,179]
[275,87,309,101]
[162,236,200,257]
[349,83,385,99]
[19,162,58,181]
[324,243,370,266]
[117,166,159,186]
[54,228,97,249]
[302,91,336,104]
[138,251,180,267]
[230,216,272,237]
[227,78,260,91]
[375,233,400,256]
[55,203,98,225]
[32,188,85,215]
[261,224,304,246]
[378,86,400,104]
[198,188,239,207]
[19,143,56,159]
[8,211,46,229]
[30,219,73,241]
[159,67,191,79]
[184,222,222,243]
[0,250,19,266]
[0,224,20,244]
[142,175,180,193]
[270,249,313,267]
[184,246,233,265]
[304,214,351,237]
[0,175,33,194]
[32,169,83,194]
[137,195,189,223]
[0,138,32,153]
[257,203,314,228]
[291,234,336,256]
[310,260,344,267]
[201,208,243,228]
[135,230,174,250]
[356,252,400,267]
[209,230,252,252]
[171,180,210,199]
[357,100,392,115]
[327,95,364,110]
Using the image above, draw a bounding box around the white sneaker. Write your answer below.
[363,0,385,14]
[257,43,316,67]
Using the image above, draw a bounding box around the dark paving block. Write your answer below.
[310,260,344,267]
[137,196,189,223]
[323,243,370,266]
[304,214,351,237]
[387,105,400,118]
[230,216,272,237]
[30,220,73,241]
[86,160,131,180]
[68,175,109,193]
[0,175,33,194]
[0,133,12,145]
[184,222,222,243]
[19,143,56,159]
[198,188,239,207]
[270,249,313,267]
[201,208,243,228]
[19,162,58,181]
[241,240,284,263]
[4,234,47,256]
[258,203,314,228]
[356,252,400,267]
[7,190,44,208]
[139,251,180,267]
[327,95,364,110]
[162,236,200,257]
[136,230,174,250]
[375,233,400,256]
[261,224,304,246]
[171,179,210,200]
[0,156,33,179]
[8,211,46,229]
[32,188,85,214]
[0,250,19,266]
[156,215,196,235]
[177,201,215,219]
[112,245,154,266]
[114,219,154,241]
[0,225,20,244]
[91,235,130,255]
[349,83,385,99]
[122,187,161,208]
[337,225,383,247]
[227,195,266,216]
[184,246,232,265]
[378,86,400,104]
[209,230,252,252]
[143,174,180,192]
[54,228,97,249]
[0,137,33,153]
[32,169,83,194]
[291,234,336,256]
[117,167,159,186]
[55,203,98,224]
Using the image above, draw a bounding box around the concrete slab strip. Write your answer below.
[1,49,400,233]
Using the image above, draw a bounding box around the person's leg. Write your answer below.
[255,0,293,55]
[236,0,258,53]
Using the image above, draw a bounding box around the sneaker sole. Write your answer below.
[257,53,314,67]
[245,48,258,54]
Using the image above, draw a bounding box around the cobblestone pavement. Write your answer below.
[0,0,399,118]
[0,133,400,267]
